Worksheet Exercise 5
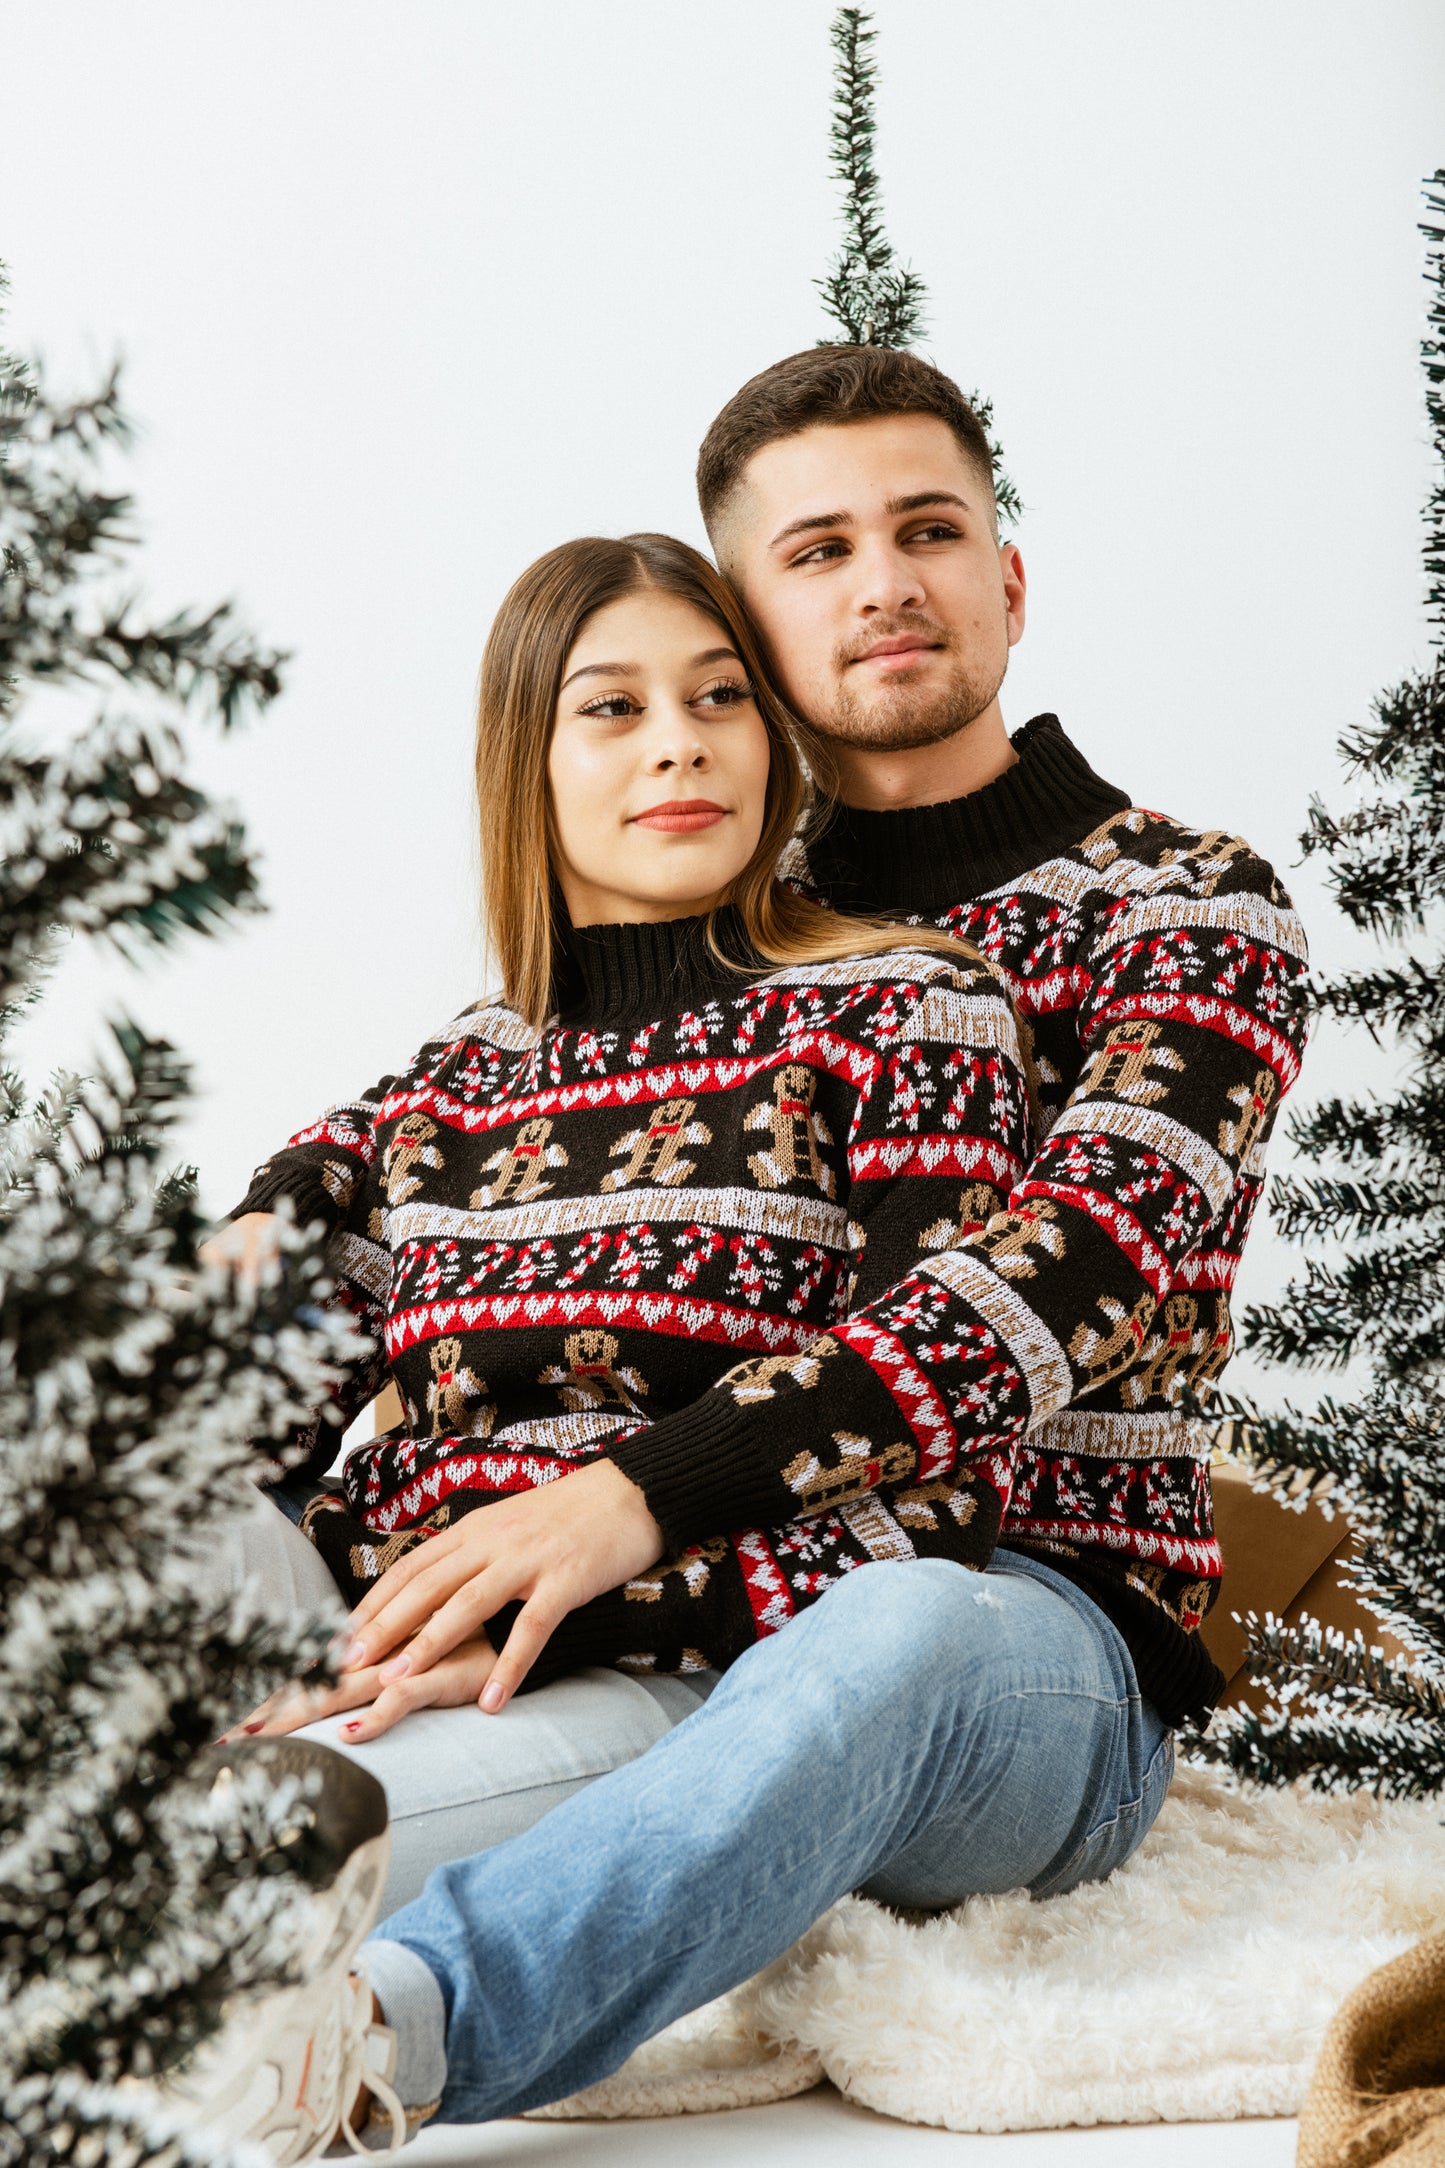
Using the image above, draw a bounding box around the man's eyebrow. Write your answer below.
[559,646,742,694]
[885,490,972,517]
[768,490,972,552]
[768,510,852,551]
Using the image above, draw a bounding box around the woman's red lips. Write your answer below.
[630,799,728,833]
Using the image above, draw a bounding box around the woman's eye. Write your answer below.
[693,680,754,711]
[577,693,640,719]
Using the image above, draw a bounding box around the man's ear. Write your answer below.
[707,478,758,589]
[1001,541,1027,649]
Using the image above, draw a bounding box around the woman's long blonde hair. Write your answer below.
[477,532,976,1028]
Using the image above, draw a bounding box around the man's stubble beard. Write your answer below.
[812,614,1009,754]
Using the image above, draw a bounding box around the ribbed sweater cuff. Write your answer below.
[229,1168,342,1232]
[606,1395,772,1552]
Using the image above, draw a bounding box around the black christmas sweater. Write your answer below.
[234,917,1035,1685]
[602,714,1309,1727]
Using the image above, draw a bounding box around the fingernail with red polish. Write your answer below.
[378,1655,411,1682]
[342,1720,362,1735]
[242,1722,264,1735]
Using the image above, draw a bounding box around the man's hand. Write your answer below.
[337,1459,665,1713]
[199,1210,281,1286]
[226,1635,500,1745]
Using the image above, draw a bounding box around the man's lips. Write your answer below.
[630,800,728,833]
[852,637,941,674]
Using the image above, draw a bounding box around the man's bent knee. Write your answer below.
[763,1558,1006,1717]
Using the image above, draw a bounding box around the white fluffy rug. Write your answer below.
[532,1766,1445,2131]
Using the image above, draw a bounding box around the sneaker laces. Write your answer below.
[335,1970,408,2158]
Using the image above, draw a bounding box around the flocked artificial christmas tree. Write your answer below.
[816,6,1021,526]
[1204,173,1445,1798]
[0,279,368,2162]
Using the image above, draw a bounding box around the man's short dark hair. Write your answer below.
[696,345,995,538]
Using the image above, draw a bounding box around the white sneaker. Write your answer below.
[145,1741,410,2162]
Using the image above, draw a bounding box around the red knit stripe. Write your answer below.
[1174,1248,1241,1290]
[1087,990,1303,1087]
[384,1291,817,1359]
[1002,1512,1222,1576]
[834,1316,956,1479]
[847,1134,1025,1185]
[376,1031,888,1140]
[732,1528,797,1635]
[361,1452,566,1533]
[287,1118,375,1159]
[998,966,1094,1017]
[1016,1177,1174,1293]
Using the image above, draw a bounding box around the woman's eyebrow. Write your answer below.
[559,659,641,692]
[560,646,740,694]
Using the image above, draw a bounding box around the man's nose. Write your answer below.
[851,537,925,618]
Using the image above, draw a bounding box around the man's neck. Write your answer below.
[827,700,1019,812]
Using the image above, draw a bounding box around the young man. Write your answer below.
[189,348,1307,2152]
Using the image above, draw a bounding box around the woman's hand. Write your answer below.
[337,1458,665,1713]
[225,1634,500,1745]
[199,1210,281,1286]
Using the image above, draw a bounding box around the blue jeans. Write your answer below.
[364,1549,1174,2125]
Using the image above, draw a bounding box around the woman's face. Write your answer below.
[547,588,772,926]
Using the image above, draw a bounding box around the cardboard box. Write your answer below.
[1203,1460,1410,1712]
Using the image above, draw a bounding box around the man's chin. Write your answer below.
[817,663,1006,754]
[825,697,987,754]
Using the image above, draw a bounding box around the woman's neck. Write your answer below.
[553,905,757,1027]
[555,876,733,931]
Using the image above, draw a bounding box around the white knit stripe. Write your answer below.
[897,984,1023,1056]
[745,947,976,992]
[333,1230,389,1299]
[1027,1407,1212,1464]
[837,1495,918,1564]
[1101,889,1306,954]
[385,1185,850,1248]
[916,1249,1073,1416]
[452,999,539,1051]
[1045,1099,1234,1216]
[981,852,1113,910]
[488,1410,632,1454]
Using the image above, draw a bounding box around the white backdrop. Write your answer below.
[3,1,1443,1394]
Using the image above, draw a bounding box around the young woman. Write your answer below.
[224,533,1033,1757]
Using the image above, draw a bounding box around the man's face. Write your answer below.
[722,414,1025,753]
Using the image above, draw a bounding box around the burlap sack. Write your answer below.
[1299,1930,1445,2166]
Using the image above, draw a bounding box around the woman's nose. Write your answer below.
[648,705,709,772]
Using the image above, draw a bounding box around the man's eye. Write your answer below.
[909,523,961,544]
[577,694,640,719]
[792,539,850,567]
[694,680,754,710]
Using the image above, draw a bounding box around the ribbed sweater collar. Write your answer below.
[554,906,759,1027]
[803,714,1131,916]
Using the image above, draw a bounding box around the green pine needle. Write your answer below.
[813,9,1021,527]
